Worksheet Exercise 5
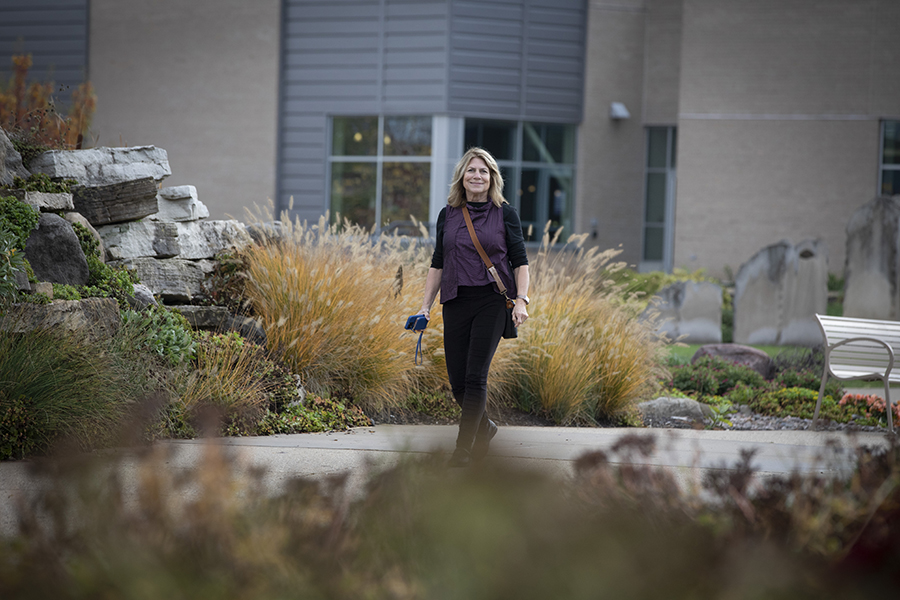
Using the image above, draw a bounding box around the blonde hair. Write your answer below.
[447,147,507,208]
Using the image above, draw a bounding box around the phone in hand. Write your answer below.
[405,314,428,332]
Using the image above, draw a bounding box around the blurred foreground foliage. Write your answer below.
[0,433,897,598]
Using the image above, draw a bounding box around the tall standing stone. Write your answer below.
[734,239,828,346]
[843,196,900,320]
[644,281,722,344]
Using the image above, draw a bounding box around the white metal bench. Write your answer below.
[815,314,899,432]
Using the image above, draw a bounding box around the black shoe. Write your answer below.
[448,447,471,468]
[471,419,498,462]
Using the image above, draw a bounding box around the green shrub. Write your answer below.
[669,356,765,398]
[0,329,133,459]
[0,225,27,308]
[403,389,461,421]
[0,195,39,250]
[257,395,372,435]
[749,386,841,421]
[51,283,81,301]
[774,368,844,401]
[5,173,77,193]
[121,306,196,365]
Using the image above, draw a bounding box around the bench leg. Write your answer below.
[813,367,828,431]
[884,378,894,434]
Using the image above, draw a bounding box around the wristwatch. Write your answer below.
[516,295,530,305]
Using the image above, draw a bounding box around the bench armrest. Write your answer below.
[825,336,895,380]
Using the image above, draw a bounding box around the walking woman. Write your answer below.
[415,147,530,466]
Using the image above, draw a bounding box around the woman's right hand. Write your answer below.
[417,308,430,320]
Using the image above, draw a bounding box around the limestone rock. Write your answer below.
[733,239,828,346]
[247,221,285,245]
[72,177,160,226]
[112,257,216,303]
[33,282,53,298]
[24,213,90,286]
[98,219,250,261]
[843,196,900,320]
[692,343,774,379]
[644,281,722,344]
[0,298,120,344]
[171,304,267,345]
[152,185,210,222]
[0,128,29,186]
[63,212,106,262]
[29,145,171,187]
[98,220,180,260]
[638,396,713,427]
[127,283,158,311]
[174,220,252,260]
[7,190,74,212]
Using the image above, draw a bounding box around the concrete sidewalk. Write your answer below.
[1,424,893,536]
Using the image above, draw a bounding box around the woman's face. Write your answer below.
[463,157,490,199]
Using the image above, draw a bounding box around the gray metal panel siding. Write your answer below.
[448,0,585,123]
[0,0,89,101]
[277,0,450,218]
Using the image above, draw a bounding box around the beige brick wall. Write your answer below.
[674,0,900,277]
[674,119,879,276]
[576,0,648,266]
[89,0,280,221]
[643,0,682,125]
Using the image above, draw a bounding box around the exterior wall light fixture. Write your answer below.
[609,102,630,120]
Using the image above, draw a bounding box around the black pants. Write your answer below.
[442,284,506,448]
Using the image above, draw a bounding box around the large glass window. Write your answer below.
[465,119,576,241]
[329,116,431,233]
[642,127,677,271]
[881,120,900,196]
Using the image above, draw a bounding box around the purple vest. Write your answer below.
[440,202,517,304]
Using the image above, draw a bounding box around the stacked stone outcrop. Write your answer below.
[1,133,257,342]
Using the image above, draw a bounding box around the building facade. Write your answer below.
[3,0,899,277]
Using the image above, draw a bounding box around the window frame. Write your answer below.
[327,115,433,231]
[640,126,677,273]
[464,119,577,243]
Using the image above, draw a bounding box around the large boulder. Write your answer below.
[0,298,120,344]
[638,396,713,428]
[0,128,29,186]
[644,281,722,344]
[692,343,774,379]
[111,257,216,303]
[99,219,252,261]
[29,145,171,187]
[24,213,90,286]
[733,239,828,346]
[152,185,209,222]
[71,177,160,226]
[843,196,900,320]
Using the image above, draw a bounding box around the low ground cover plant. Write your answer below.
[1,433,896,598]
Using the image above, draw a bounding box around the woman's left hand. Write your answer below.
[512,300,528,326]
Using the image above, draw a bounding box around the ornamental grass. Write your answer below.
[243,208,668,422]
[491,225,669,423]
[242,206,446,413]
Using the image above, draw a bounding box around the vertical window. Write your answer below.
[464,119,576,242]
[881,120,900,196]
[642,126,677,271]
[329,116,432,233]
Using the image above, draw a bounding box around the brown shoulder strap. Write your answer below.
[461,205,508,295]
